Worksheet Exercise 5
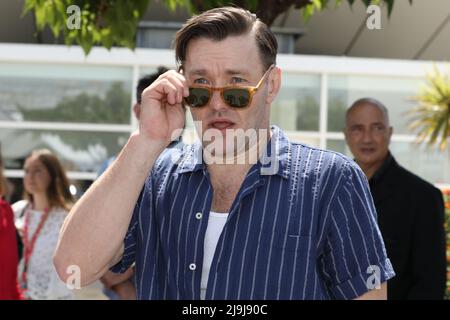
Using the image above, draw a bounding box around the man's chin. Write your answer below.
[203,144,259,165]
[356,155,383,167]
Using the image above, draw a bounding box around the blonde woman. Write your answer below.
[13,149,74,300]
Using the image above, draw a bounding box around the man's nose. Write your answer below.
[361,129,373,143]
[208,90,228,112]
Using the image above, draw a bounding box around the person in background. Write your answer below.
[98,66,183,300]
[344,97,447,299]
[12,149,75,300]
[0,146,22,300]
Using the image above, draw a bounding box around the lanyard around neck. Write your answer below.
[20,204,51,292]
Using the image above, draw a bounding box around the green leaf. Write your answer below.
[22,0,37,16]
[429,112,446,144]
[54,1,66,15]
[22,0,410,56]
[34,6,46,29]
[386,0,394,17]
[311,0,322,10]
[136,0,150,15]
[409,67,450,149]
[302,4,316,21]
[439,112,449,149]
[166,0,177,11]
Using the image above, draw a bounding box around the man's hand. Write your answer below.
[112,280,136,300]
[355,282,387,300]
[100,267,134,289]
[138,70,188,147]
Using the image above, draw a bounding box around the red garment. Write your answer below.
[0,199,22,300]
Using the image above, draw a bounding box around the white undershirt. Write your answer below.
[200,211,229,300]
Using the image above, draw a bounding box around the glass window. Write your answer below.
[0,128,129,173]
[139,66,174,78]
[328,75,423,134]
[326,139,450,185]
[326,139,349,155]
[390,141,450,185]
[0,63,133,124]
[271,73,321,131]
[286,132,320,148]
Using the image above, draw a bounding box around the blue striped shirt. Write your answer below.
[111,125,395,300]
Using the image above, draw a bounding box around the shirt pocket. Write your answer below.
[254,232,315,299]
[263,228,313,249]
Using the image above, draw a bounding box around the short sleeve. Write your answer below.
[110,187,144,274]
[319,160,395,299]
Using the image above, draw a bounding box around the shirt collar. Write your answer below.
[369,151,393,185]
[176,125,291,179]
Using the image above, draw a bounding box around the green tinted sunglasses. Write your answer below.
[184,65,274,109]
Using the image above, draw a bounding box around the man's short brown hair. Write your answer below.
[174,7,277,72]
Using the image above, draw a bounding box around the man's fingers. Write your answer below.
[161,80,178,105]
[164,72,188,104]
[140,69,188,112]
[166,70,190,98]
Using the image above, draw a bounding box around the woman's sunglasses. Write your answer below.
[184,65,274,109]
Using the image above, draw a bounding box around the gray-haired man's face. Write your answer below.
[345,103,393,168]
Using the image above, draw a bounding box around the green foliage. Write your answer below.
[23,0,150,54]
[408,67,450,150]
[23,0,410,55]
[302,0,320,22]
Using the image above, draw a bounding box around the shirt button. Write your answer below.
[195,212,202,219]
[189,263,196,271]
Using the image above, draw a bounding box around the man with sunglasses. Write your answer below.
[55,7,394,300]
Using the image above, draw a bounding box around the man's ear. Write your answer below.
[344,126,354,145]
[266,66,281,104]
[133,102,141,120]
[387,126,393,143]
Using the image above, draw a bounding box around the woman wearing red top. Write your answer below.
[0,151,22,300]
